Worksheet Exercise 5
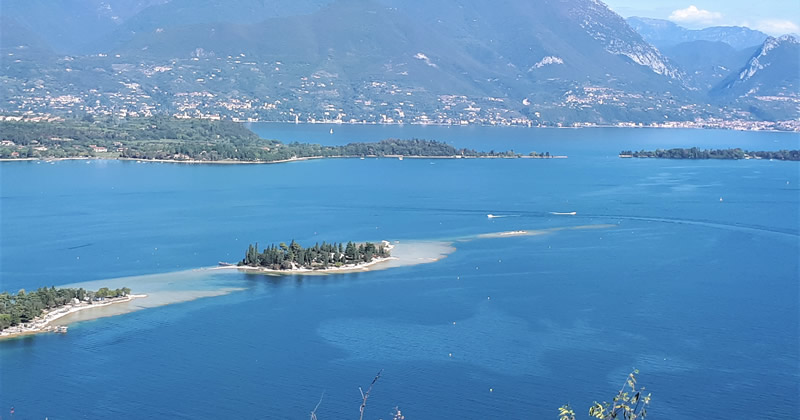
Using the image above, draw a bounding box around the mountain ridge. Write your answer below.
[0,0,797,126]
[627,17,769,50]
[714,35,800,96]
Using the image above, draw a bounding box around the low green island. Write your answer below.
[0,117,541,162]
[620,148,800,161]
[0,286,136,338]
[238,240,392,271]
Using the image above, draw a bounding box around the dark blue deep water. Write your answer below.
[1,126,798,419]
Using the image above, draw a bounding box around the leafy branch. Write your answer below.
[559,370,651,420]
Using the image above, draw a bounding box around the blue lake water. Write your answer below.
[1,126,798,419]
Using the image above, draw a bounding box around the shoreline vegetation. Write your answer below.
[619,148,800,161]
[0,286,144,340]
[0,117,567,163]
[231,240,396,274]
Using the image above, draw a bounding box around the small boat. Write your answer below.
[218,262,235,267]
[398,156,403,160]
[550,211,577,216]
[329,128,334,134]
[55,326,68,333]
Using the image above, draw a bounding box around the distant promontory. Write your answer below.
[0,117,555,163]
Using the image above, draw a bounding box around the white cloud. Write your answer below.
[752,19,800,36]
[669,5,723,26]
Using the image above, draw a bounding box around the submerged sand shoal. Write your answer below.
[0,269,250,339]
[2,223,614,338]
[473,224,616,239]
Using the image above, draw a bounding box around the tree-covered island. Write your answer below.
[0,286,132,332]
[620,148,800,161]
[239,240,392,271]
[0,117,538,162]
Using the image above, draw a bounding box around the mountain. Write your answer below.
[2,0,797,126]
[110,0,685,97]
[627,17,769,50]
[714,35,800,98]
[661,41,758,90]
[0,0,170,54]
[95,0,338,53]
[0,0,703,125]
[0,16,55,59]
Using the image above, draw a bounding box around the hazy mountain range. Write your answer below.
[1,0,797,126]
[626,17,770,50]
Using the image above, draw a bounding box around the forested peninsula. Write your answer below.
[0,117,526,162]
[1,286,134,334]
[620,148,800,161]
[238,240,392,271]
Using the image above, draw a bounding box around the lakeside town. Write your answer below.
[1,112,798,134]
[2,53,798,132]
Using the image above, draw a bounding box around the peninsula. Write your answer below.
[0,286,142,339]
[0,117,545,163]
[619,148,800,161]
[235,240,393,273]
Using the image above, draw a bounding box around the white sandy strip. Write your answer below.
[0,294,147,339]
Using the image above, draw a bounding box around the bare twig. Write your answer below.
[310,391,325,420]
[358,369,383,420]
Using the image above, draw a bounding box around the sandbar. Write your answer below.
[1,223,612,338]
[473,224,615,239]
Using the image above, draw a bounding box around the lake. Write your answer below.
[1,126,798,419]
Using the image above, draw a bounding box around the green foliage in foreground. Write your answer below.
[240,240,390,270]
[621,148,800,160]
[0,117,521,161]
[0,286,131,330]
[559,370,651,420]
[310,369,650,420]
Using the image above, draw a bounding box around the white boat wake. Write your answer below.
[487,214,520,219]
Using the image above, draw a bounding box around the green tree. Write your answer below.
[559,370,650,420]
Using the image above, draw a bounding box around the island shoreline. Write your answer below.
[0,294,147,340]
[1,155,567,164]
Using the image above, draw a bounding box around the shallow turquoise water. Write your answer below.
[0,127,798,419]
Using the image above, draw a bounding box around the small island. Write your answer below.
[236,240,393,272]
[619,148,800,161]
[0,286,142,339]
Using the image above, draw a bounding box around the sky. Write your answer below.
[603,0,800,35]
